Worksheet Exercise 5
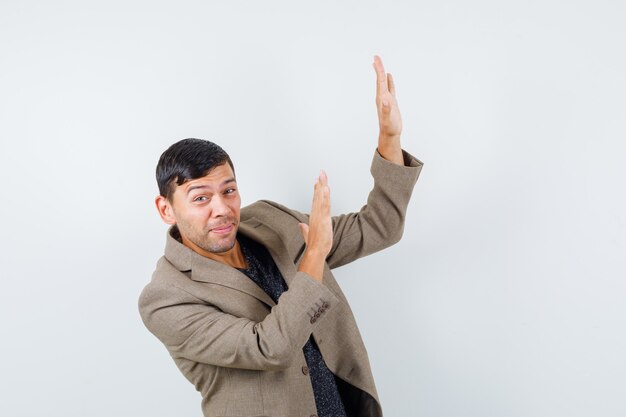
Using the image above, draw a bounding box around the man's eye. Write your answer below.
[194,196,208,202]
[225,188,236,194]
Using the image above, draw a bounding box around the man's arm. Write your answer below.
[138,269,339,371]
[324,148,422,269]
[296,55,424,270]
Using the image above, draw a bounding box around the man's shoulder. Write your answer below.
[137,257,197,320]
[141,256,190,294]
[241,199,307,224]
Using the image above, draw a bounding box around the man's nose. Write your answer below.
[210,195,230,217]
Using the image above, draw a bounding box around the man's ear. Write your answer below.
[155,195,176,225]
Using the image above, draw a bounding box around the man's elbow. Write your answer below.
[253,324,298,370]
[391,225,405,245]
[262,348,296,371]
[380,220,405,248]
[384,226,404,249]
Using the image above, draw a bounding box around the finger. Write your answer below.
[323,184,331,210]
[373,55,388,97]
[312,175,323,206]
[319,171,330,205]
[313,183,329,209]
[319,169,328,186]
[387,72,396,97]
[312,182,330,215]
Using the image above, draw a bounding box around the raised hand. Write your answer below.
[372,55,404,165]
[297,170,333,282]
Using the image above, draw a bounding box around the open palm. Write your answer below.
[373,55,402,139]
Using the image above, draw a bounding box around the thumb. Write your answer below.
[298,223,309,243]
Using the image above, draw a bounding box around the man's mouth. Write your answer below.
[210,224,234,235]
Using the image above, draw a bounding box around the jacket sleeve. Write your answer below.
[138,270,339,371]
[324,148,423,269]
[264,148,424,269]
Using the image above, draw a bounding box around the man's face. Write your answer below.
[163,162,241,255]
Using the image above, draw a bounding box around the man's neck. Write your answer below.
[180,234,247,269]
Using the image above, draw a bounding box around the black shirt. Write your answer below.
[236,233,347,417]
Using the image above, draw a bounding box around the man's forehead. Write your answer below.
[178,164,236,193]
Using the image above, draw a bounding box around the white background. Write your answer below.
[1,1,625,416]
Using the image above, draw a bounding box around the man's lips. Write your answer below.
[210,224,234,234]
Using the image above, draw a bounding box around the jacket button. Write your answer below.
[310,317,317,324]
[322,302,329,308]
[314,312,320,318]
[301,366,309,375]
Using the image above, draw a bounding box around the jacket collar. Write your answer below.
[163,217,298,307]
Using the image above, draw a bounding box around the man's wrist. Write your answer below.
[300,247,324,261]
[377,134,403,165]
[297,248,326,282]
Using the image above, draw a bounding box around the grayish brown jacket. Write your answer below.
[138,148,423,417]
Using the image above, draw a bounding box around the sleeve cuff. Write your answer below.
[288,272,340,326]
[372,148,424,189]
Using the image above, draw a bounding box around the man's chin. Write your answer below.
[206,236,237,254]
[209,244,235,254]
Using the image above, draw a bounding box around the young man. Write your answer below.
[138,55,424,417]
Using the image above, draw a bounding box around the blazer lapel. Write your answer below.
[189,253,276,308]
[163,218,299,308]
[164,223,274,307]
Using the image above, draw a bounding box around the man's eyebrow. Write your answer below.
[185,178,237,195]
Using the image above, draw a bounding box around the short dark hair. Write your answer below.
[156,138,235,201]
